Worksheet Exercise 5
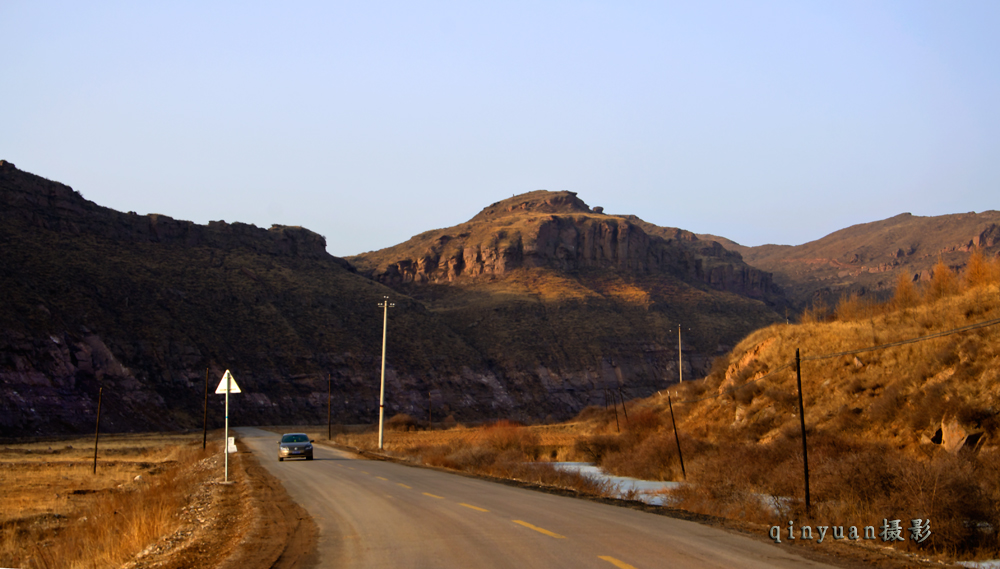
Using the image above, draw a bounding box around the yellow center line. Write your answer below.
[376,476,389,481]
[598,556,637,569]
[512,520,566,539]
[397,483,412,489]
[360,471,369,474]
[423,492,444,499]
[459,503,489,512]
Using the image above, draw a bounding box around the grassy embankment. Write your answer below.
[569,252,1000,557]
[0,433,215,569]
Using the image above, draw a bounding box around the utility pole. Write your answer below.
[796,349,811,515]
[678,325,683,383]
[202,368,209,450]
[377,296,394,450]
[93,387,103,475]
[327,373,332,440]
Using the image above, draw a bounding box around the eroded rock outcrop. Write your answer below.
[355,192,778,299]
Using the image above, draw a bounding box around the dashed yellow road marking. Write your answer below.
[423,492,444,499]
[512,520,566,539]
[397,483,412,489]
[459,503,489,512]
[376,476,389,481]
[598,555,637,569]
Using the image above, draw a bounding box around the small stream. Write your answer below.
[550,462,681,505]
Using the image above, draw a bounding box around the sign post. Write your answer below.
[215,369,241,482]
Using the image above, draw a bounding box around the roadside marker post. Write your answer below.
[215,369,241,482]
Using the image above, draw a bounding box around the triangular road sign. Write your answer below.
[215,369,241,394]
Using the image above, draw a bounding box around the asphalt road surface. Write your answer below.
[237,427,842,569]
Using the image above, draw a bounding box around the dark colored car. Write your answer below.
[278,433,314,461]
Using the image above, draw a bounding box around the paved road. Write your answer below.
[236,427,841,569]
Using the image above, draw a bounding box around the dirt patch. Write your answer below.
[123,450,317,569]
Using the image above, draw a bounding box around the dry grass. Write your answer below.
[0,432,214,569]
[333,421,613,496]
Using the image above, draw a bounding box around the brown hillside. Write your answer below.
[348,191,787,408]
[0,160,512,435]
[701,211,1000,308]
[563,266,1000,555]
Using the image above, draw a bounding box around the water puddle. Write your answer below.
[550,462,681,505]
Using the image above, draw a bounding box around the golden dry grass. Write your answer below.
[0,432,214,569]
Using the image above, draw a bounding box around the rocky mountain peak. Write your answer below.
[471,190,593,221]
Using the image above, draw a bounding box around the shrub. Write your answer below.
[573,434,625,464]
[480,420,540,459]
[387,413,419,431]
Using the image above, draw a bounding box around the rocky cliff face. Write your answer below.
[0,160,337,264]
[354,191,779,301]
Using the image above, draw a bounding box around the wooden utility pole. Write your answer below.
[610,390,620,433]
[327,374,332,440]
[202,368,209,450]
[668,395,686,480]
[796,349,811,515]
[93,387,103,475]
[618,386,629,426]
[678,325,683,383]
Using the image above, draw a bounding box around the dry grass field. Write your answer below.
[0,432,213,568]
[1,431,316,569]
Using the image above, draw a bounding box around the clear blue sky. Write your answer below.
[2,1,998,257]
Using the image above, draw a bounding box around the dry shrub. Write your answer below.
[574,405,608,422]
[835,292,866,322]
[669,438,801,522]
[964,248,999,288]
[480,420,540,459]
[926,260,960,301]
[404,424,610,497]
[893,272,920,310]
[801,298,830,324]
[812,442,997,553]
[600,432,687,481]
[387,413,419,431]
[625,408,661,437]
[573,434,625,463]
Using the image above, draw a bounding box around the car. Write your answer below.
[278,433,314,461]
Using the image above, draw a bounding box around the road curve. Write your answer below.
[236,427,841,569]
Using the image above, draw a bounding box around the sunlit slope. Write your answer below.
[674,269,1000,449]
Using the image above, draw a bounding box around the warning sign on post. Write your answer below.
[215,369,241,394]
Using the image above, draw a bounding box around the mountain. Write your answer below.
[700,211,1000,309]
[0,160,496,435]
[0,164,787,435]
[348,190,786,406]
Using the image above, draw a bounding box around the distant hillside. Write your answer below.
[701,211,1000,309]
[0,160,500,436]
[348,191,787,407]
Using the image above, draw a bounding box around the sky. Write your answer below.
[2,1,998,257]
